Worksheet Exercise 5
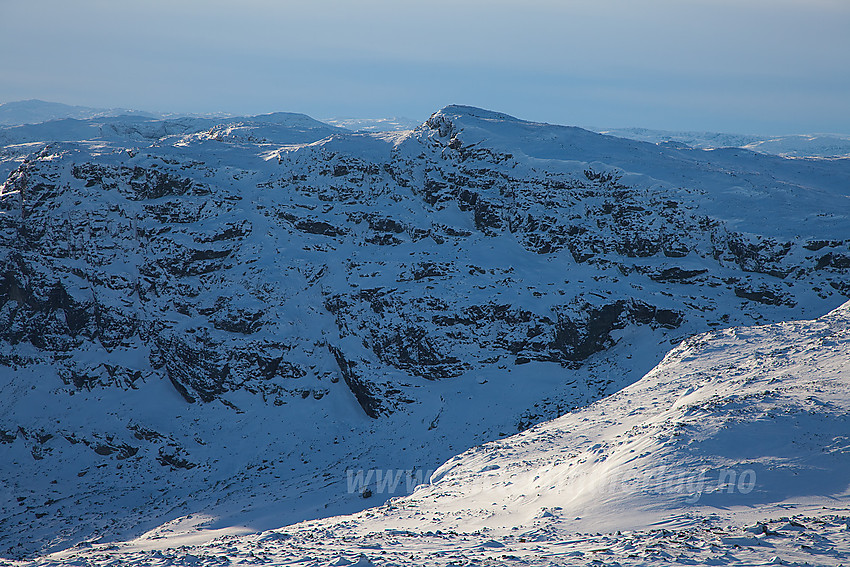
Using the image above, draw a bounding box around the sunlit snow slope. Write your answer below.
[382,300,850,534]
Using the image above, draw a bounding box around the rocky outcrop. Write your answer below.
[2,110,847,412]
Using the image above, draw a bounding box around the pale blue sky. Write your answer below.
[1,0,848,134]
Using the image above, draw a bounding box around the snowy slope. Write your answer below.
[27,301,850,566]
[1,105,849,559]
[378,300,850,534]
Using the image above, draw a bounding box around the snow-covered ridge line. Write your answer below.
[4,99,848,158]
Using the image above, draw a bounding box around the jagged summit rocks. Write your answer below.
[0,105,848,558]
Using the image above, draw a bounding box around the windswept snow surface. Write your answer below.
[388,301,850,533]
[22,302,850,566]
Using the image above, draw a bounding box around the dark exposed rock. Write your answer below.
[281,212,346,237]
[72,163,208,200]
[724,234,793,277]
[298,219,345,237]
[648,267,709,283]
[90,441,138,459]
[209,222,251,242]
[816,252,850,270]
[456,189,501,232]
[411,262,447,281]
[369,325,463,381]
[365,233,402,246]
[368,217,405,234]
[627,300,676,328]
[735,287,794,307]
[328,345,383,419]
[438,225,473,238]
[552,302,627,362]
[157,449,196,470]
[253,353,306,381]
[354,287,394,315]
[152,245,233,277]
[0,263,98,352]
[662,241,690,258]
[157,334,231,403]
[550,299,684,363]
[803,240,839,251]
[128,424,163,442]
[615,236,662,258]
[829,280,850,297]
[210,297,265,335]
[652,308,685,329]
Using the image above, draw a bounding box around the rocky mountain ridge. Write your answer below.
[1,105,848,558]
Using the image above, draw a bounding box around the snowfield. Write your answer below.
[18,301,850,566]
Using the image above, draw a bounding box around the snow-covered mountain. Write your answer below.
[29,300,850,565]
[1,105,849,560]
[596,126,850,159]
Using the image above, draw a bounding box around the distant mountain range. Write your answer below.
[0,99,233,127]
[3,99,849,157]
[595,126,850,159]
[0,100,156,126]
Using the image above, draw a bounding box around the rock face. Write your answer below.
[0,106,849,558]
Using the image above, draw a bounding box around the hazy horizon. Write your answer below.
[2,1,849,136]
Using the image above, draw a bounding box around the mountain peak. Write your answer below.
[432,104,525,123]
[244,111,336,129]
